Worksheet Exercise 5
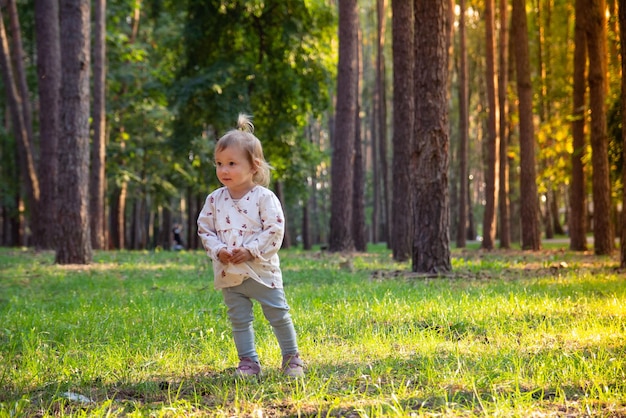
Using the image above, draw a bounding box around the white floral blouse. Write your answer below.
[197,186,285,289]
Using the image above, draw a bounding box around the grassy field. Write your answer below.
[0,243,625,417]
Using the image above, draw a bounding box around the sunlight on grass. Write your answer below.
[0,246,625,416]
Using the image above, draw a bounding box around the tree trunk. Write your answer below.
[512,0,541,250]
[35,0,61,250]
[455,0,468,249]
[618,0,626,267]
[481,0,500,250]
[585,0,614,255]
[109,185,126,249]
[55,0,92,264]
[329,0,358,253]
[498,0,510,249]
[376,0,390,246]
[0,8,40,246]
[353,102,367,251]
[90,0,107,249]
[570,0,588,251]
[391,0,414,260]
[412,0,451,273]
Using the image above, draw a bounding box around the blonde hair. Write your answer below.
[215,114,272,187]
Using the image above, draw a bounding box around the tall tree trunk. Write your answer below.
[391,0,414,260]
[0,8,40,246]
[376,0,390,246]
[55,0,92,264]
[455,0,468,249]
[498,0,510,249]
[35,0,61,249]
[412,0,451,273]
[585,0,614,255]
[618,0,626,267]
[371,106,379,243]
[90,0,107,249]
[6,0,34,153]
[570,0,588,251]
[512,0,541,250]
[329,0,358,253]
[481,0,500,250]
[6,0,40,246]
[353,102,367,251]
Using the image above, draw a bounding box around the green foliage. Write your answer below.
[172,0,336,194]
[1,246,625,416]
[105,0,188,208]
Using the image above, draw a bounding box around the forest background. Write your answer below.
[0,0,625,270]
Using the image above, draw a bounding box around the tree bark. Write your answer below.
[90,0,107,249]
[109,184,127,249]
[376,0,389,245]
[55,0,92,264]
[391,0,414,260]
[329,0,358,253]
[618,0,626,267]
[512,0,541,250]
[35,0,61,249]
[498,0,510,249]
[412,0,451,273]
[570,0,588,251]
[481,0,500,250]
[353,101,367,251]
[585,0,614,255]
[455,0,468,249]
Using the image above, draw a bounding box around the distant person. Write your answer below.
[172,224,184,250]
[197,114,304,378]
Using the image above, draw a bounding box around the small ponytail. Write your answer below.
[237,113,254,134]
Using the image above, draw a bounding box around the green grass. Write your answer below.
[0,245,625,417]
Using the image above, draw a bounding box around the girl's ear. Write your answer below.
[252,158,261,173]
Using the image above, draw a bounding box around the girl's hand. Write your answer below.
[217,248,232,264]
[230,248,253,264]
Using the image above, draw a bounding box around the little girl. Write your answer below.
[197,114,304,378]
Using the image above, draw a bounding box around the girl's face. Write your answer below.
[215,145,257,198]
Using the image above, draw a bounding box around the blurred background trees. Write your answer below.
[1,0,625,268]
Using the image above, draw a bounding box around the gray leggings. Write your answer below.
[222,278,299,364]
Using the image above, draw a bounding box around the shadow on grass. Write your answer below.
[14,347,624,418]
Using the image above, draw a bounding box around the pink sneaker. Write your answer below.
[282,353,305,377]
[235,357,261,377]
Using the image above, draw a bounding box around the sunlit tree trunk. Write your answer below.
[391,0,414,260]
[412,0,451,273]
[329,0,358,252]
[455,0,468,249]
[90,0,107,249]
[35,0,61,249]
[585,0,614,255]
[55,0,92,264]
[619,0,626,267]
[481,0,500,250]
[512,0,541,250]
[570,0,588,251]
